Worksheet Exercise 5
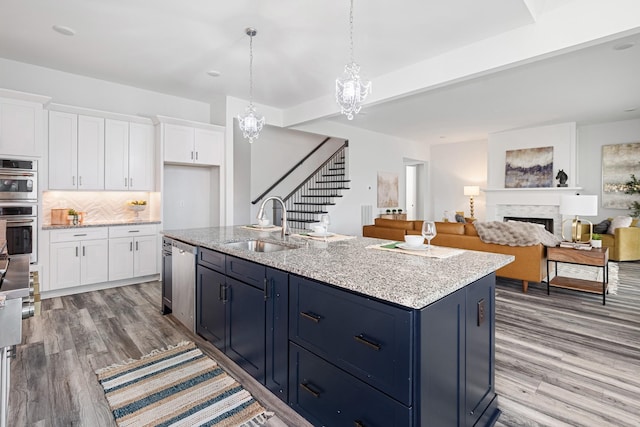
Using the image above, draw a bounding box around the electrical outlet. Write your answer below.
[477,298,485,326]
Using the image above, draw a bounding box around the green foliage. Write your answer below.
[624,172,640,217]
[68,209,78,216]
[591,233,602,240]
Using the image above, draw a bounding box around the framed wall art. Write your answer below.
[602,142,640,209]
[377,171,398,208]
[504,146,554,188]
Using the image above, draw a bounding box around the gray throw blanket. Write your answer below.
[474,221,560,247]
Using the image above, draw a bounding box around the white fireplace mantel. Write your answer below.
[482,187,583,193]
[483,187,587,236]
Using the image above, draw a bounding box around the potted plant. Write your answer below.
[590,233,602,248]
[67,209,79,225]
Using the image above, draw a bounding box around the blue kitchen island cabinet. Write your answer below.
[289,273,499,427]
[196,247,289,401]
[163,227,512,427]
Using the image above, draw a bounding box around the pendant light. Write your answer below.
[335,0,371,120]
[238,27,265,143]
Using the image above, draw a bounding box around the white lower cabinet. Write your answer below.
[49,228,109,291]
[108,225,158,281]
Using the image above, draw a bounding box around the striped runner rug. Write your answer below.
[95,341,269,427]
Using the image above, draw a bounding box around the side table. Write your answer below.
[546,246,609,305]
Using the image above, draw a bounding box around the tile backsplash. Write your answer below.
[43,191,161,224]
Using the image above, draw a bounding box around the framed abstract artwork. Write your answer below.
[377,171,398,208]
[602,142,640,209]
[504,146,554,188]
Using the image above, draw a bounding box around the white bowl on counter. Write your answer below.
[404,235,424,247]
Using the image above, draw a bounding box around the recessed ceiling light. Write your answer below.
[613,41,635,51]
[206,70,221,77]
[52,25,76,36]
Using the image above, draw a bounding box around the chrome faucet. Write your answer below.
[257,196,288,239]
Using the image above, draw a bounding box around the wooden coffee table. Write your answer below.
[546,246,609,305]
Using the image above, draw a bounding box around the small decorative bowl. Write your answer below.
[258,218,270,226]
[404,235,424,247]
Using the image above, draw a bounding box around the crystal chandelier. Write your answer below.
[238,27,265,143]
[335,0,371,120]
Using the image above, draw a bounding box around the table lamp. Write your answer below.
[463,186,480,219]
[559,195,598,243]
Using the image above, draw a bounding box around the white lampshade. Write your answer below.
[559,195,598,216]
[464,186,480,197]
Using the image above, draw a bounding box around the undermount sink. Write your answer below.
[223,240,297,253]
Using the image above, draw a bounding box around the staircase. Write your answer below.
[284,143,350,229]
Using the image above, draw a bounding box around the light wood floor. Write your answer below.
[8,261,640,426]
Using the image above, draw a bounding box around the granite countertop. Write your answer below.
[163,226,514,310]
[43,220,161,230]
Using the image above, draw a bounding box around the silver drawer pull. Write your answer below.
[354,334,381,351]
[300,311,321,323]
[354,421,365,427]
[300,382,320,398]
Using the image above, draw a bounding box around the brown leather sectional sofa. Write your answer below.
[363,218,546,292]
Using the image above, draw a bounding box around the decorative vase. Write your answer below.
[590,240,602,248]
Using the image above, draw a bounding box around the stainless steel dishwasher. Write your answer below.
[171,240,196,333]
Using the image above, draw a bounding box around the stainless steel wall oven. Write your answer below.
[0,204,37,264]
[0,159,38,264]
[0,159,37,201]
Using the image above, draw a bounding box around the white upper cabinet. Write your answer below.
[49,111,78,190]
[77,115,105,189]
[129,122,155,190]
[163,122,223,166]
[194,128,223,166]
[49,112,105,190]
[105,119,154,191]
[0,90,49,158]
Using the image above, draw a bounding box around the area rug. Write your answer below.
[95,341,269,427]
[545,261,619,295]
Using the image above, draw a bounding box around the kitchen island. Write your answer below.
[163,226,514,427]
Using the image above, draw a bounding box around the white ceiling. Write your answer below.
[1,0,639,143]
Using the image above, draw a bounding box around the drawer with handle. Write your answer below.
[289,342,412,427]
[289,275,413,405]
[50,227,108,242]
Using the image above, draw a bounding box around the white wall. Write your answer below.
[294,121,430,235]
[487,122,577,188]
[0,58,210,122]
[430,139,488,221]
[577,117,640,219]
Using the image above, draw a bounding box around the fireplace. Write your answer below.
[504,216,554,233]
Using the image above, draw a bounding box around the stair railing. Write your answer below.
[284,141,349,203]
[251,136,333,205]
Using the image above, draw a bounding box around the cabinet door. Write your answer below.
[48,111,78,190]
[108,237,134,281]
[128,122,155,191]
[226,276,266,383]
[465,274,496,427]
[104,119,130,190]
[133,235,158,277]
[50,241,81,290]
[194,128,223,165]
[77,115,105,190]
[164,123,194,164]
[419,286,465,426]
[196,265,226,350]
[0,100,41,157]
[265,268,288,402]
[81,239,109,285]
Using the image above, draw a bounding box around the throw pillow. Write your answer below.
[455,214,466,223]
[593,219,611,234]
[607,216,633,234]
